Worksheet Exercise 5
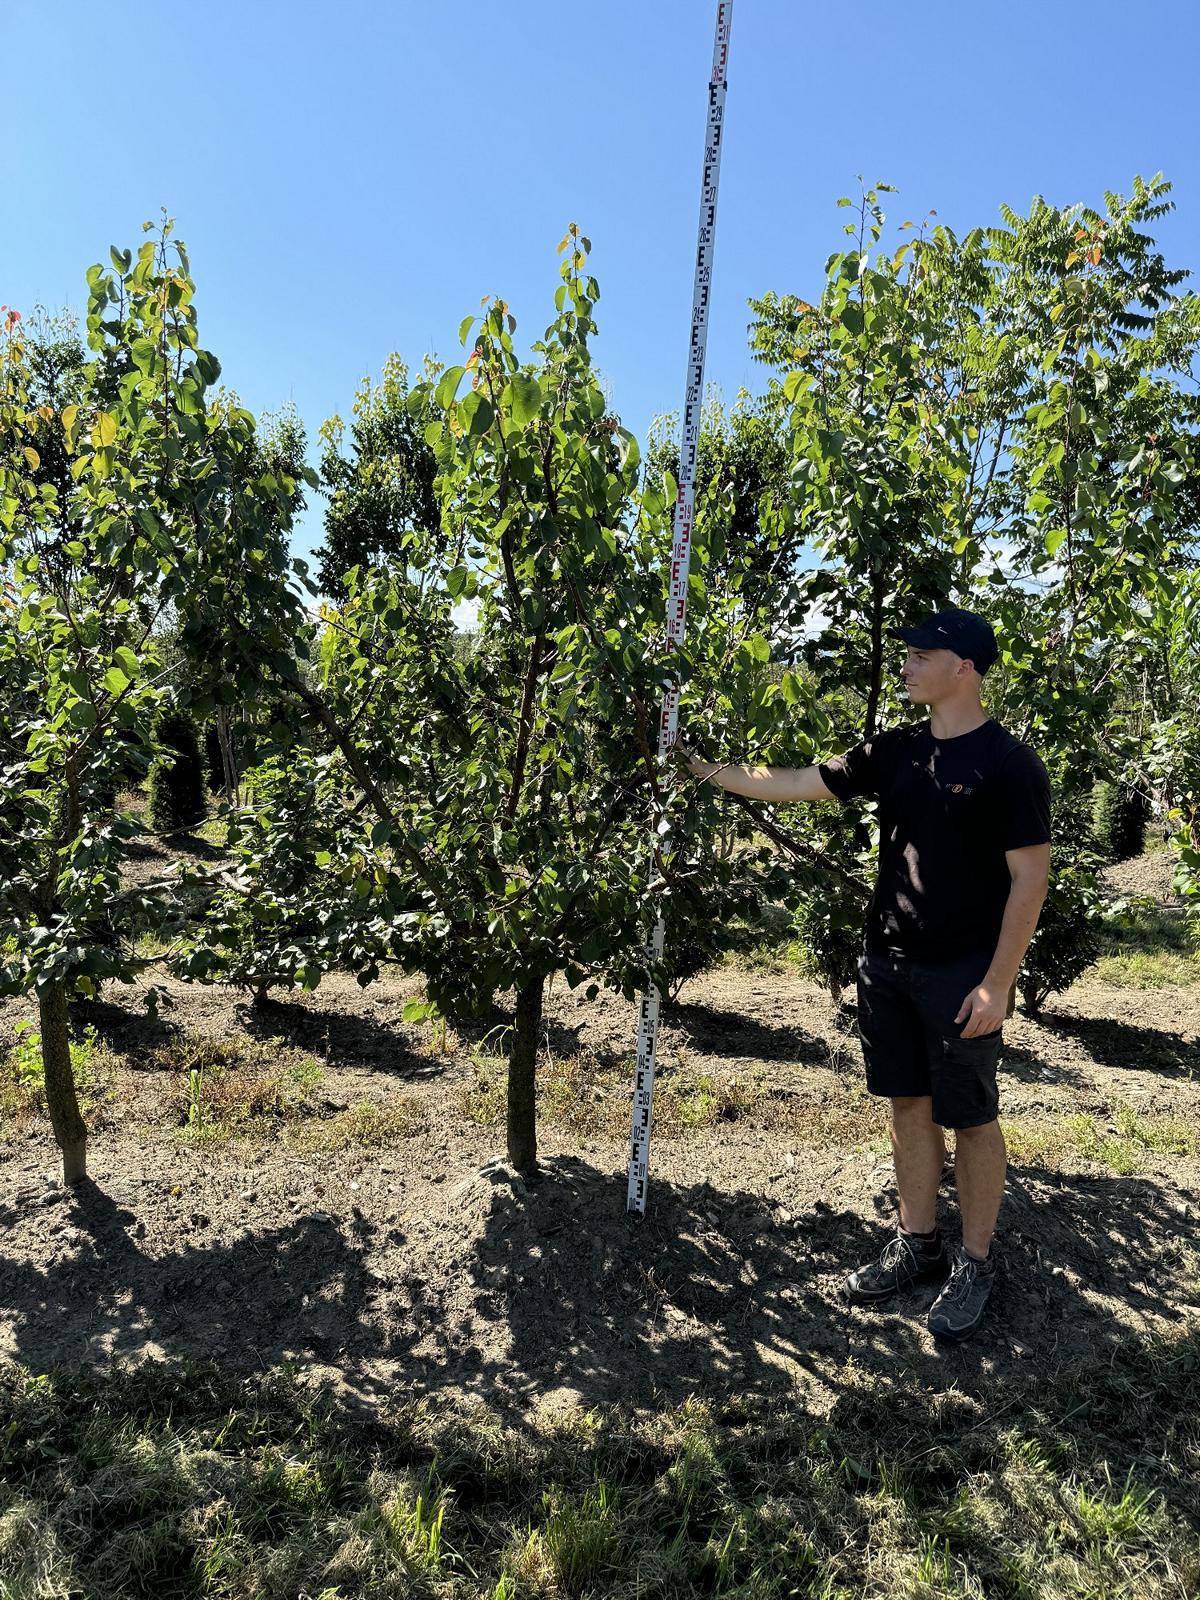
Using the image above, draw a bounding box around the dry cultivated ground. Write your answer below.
[1,843,1198,1597]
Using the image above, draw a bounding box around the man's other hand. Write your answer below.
[954,982,1007,1038]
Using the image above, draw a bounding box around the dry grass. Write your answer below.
[285,1098,425,1153]
[454,1045,883,1151]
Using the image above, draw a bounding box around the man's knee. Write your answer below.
[953,1118,1002,1142]
[890,1095,935,1124]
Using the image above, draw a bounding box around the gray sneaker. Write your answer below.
[927,1246,997,1342]
[844,1230,949,1305]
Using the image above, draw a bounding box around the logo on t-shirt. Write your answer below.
[946,783,974,795]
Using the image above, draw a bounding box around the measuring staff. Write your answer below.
[626,0,734,1217]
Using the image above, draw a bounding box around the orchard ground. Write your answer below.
[1,842,1198,1596]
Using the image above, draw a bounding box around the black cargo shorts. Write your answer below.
[855,946,1003,1129]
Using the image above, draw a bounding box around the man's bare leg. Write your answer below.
[890,1095,945,1234]
[952,1120,1007,1257]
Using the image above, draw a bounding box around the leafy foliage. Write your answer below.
[316,354,441,600]
[0,221,314,1180]
[744,176,1199,1012]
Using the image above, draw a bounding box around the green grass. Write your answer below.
[1091,899,1200,988]
[0,1330,1196,1599]
[161,1039,425,1152]
[1005,1102,1200,1175]
[0,1019,116,1135]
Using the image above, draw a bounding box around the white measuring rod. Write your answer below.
[626,0,734,1215]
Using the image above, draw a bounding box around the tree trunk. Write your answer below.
[216,707,239,807]
[38,982,87,1185]
[506,975,544,1177]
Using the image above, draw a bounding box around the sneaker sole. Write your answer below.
[929,1317,983,1344]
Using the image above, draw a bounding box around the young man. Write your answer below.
[687,608,1051,1342]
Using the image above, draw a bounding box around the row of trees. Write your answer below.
[2,180,1198,1188]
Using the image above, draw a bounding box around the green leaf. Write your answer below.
[92,412,117,448]
[462,391,494,438]
[616,428,640,473]
[436,366,465,410]
[102,667,130,695]
[458,315,475,345]
[131,337,158,375]
[508,373,542,427]
[68,700,98,728]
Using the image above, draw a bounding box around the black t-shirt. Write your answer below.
[817,718,1052,961]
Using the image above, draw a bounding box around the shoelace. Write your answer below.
[880,1234,920,1274]
[940,1253,980,1305]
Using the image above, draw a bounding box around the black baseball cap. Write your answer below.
[888,608,999,674]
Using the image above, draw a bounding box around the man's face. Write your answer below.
[901,646,969,703]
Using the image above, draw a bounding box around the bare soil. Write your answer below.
[1,851,1197,1424]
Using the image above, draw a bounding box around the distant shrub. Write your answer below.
[147,709,207,833]
[1092,779,1150,862]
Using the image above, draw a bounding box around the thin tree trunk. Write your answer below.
[506,974,544,1177]
[216,707,238,807]
[39,982,87,1185]
[863,568,886,740]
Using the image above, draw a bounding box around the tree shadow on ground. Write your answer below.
[999,1039,1090,1089]
[1,1155,1193,1430]
[662,1002,837,1068]
[1042,1009,1198,1079]
[236,996,443,1081]
[73,996,185,1062]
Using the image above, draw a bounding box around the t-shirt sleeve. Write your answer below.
[998,745,1053,850]
[817,729,897,803]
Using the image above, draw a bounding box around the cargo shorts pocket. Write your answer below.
[930,1028,1002,1130]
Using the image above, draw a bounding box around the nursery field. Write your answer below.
[4,178,1200,1599]
[1,843,1197,1598]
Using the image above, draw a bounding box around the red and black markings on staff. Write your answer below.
[627,1,733,1216]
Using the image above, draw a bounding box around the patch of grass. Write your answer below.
[1,1333,1196,1600]
[0,1019,118,1135]
[539,1477,621,1596]
[131,930,170,960]
[1005,1102,1199,1174]
[1091,949,1200,988]
[1091,899,1200,988]
[456,1049,511,1128]
[188,815,228,849]
[457,1046,880,1151]
[152,1032,424,1152]
[150,1036,333,1144]
[285,1098,425,1153]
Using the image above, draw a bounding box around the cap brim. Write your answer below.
[889,625,940,648]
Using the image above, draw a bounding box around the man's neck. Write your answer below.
[928,700,989,740]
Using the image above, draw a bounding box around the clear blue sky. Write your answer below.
[7,0,1198,569]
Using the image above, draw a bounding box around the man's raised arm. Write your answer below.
[686,755,836,804]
